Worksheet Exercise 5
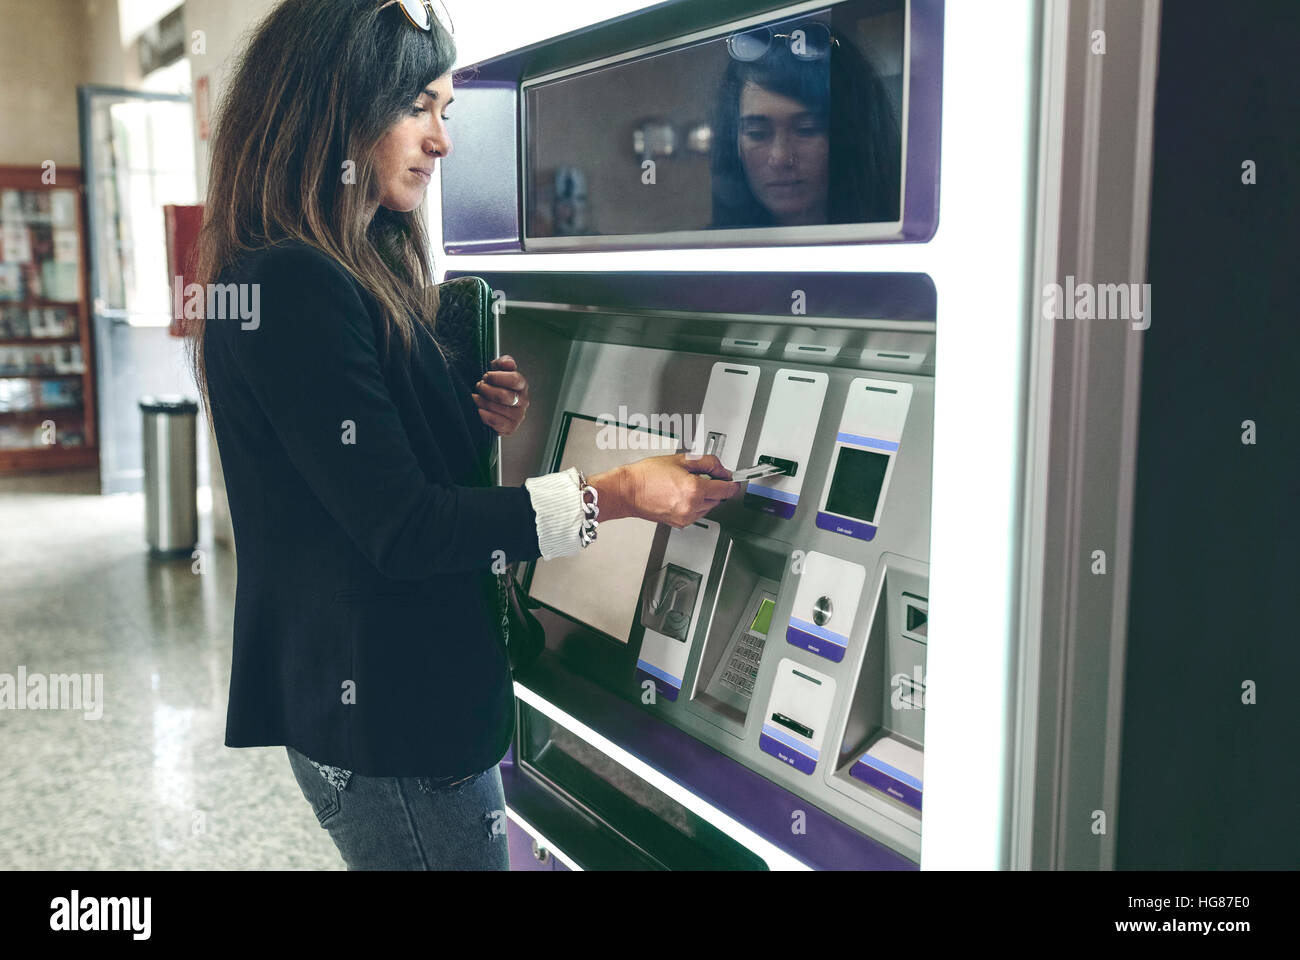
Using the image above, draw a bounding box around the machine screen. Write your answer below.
[825,446,890,523]
[750,597,775,637]
[524,0,906,240]
[527,413,677,643]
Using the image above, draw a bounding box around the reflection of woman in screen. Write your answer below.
[710,22,901,228]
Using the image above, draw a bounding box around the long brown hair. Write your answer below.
[189,0,456,409]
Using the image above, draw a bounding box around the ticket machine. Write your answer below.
[451,269,935,867]
[439,0,1161,870]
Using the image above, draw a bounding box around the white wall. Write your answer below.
[0,0,128,167]
[183,0,279,197]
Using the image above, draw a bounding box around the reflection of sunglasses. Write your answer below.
[726,21,839,61]
[379,0,454,35]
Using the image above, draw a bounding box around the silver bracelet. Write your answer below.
[575,468,599,548]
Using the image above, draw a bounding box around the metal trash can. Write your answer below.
[139,395,198,555]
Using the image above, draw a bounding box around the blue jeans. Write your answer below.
[285,746,511,870]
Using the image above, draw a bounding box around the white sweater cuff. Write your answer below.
[524,467,584,560]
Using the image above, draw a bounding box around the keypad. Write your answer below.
[718,630,767,697]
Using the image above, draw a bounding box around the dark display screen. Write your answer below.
[825,446,890,522]
[524,0,906,240]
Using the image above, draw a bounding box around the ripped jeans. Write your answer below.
[285,746,510,870]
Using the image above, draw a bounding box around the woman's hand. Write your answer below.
[471,355,529,437]
[591,453,742,528]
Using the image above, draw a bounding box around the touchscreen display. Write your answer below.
[526,413,678,643]
[825,446,890,523]
[525,0,905,241]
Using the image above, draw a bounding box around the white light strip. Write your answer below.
[514,682,811,871]
[918,1,1039,870]
[503,805,584,871]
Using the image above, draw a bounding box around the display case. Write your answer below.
[0,166,97,474]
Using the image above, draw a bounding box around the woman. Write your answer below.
[188,0,739,870]
[710,21,902,228]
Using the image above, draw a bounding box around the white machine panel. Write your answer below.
[688,362,760,471]
[743,369,828,520]
[815,377,913,541]
[635,519,721,702]
[759,658,837,776]
[785,552,868,664]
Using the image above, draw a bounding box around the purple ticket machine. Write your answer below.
[440,0,945,871]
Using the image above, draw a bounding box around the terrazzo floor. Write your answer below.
[0,470,344,869]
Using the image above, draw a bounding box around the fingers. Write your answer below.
[700,478,743,502]
[472,390,524,417]
[472,390,524,416]
[680,453,733,480]
[686,458,741,502]
[475,403,516,436]
[479,368,526,391]
[665,475,740,527]
[472,392,524,436]
[476,372,527,408]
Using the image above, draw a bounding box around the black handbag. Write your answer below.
[433,276,547,672]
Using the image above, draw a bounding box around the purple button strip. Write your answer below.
[850,756,923,811]
[785,621,848,663]
[634,663,680,702]
[759,725,818,775]
[815,511,878,541]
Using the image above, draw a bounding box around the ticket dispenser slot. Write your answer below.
[635,520,720,702]
[835,555,928,814]
[689,362,760,471]
[759,658,836,776]
[743,369,828,519]
[785,552,868,664]
[689,530,790,738]
[816,378,913,541]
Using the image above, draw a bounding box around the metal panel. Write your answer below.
[1013,0,1162,870]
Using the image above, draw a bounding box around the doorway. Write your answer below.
[77,85,198,495]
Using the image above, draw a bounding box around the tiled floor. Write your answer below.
[0,470,342,869]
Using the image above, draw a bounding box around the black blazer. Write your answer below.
[205,239,542,777]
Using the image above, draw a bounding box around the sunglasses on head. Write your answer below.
[380,0,454,35]
[726,21,839,62]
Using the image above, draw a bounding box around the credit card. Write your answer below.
[731,462,788,482]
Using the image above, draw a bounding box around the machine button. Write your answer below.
[813,595,833,626]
